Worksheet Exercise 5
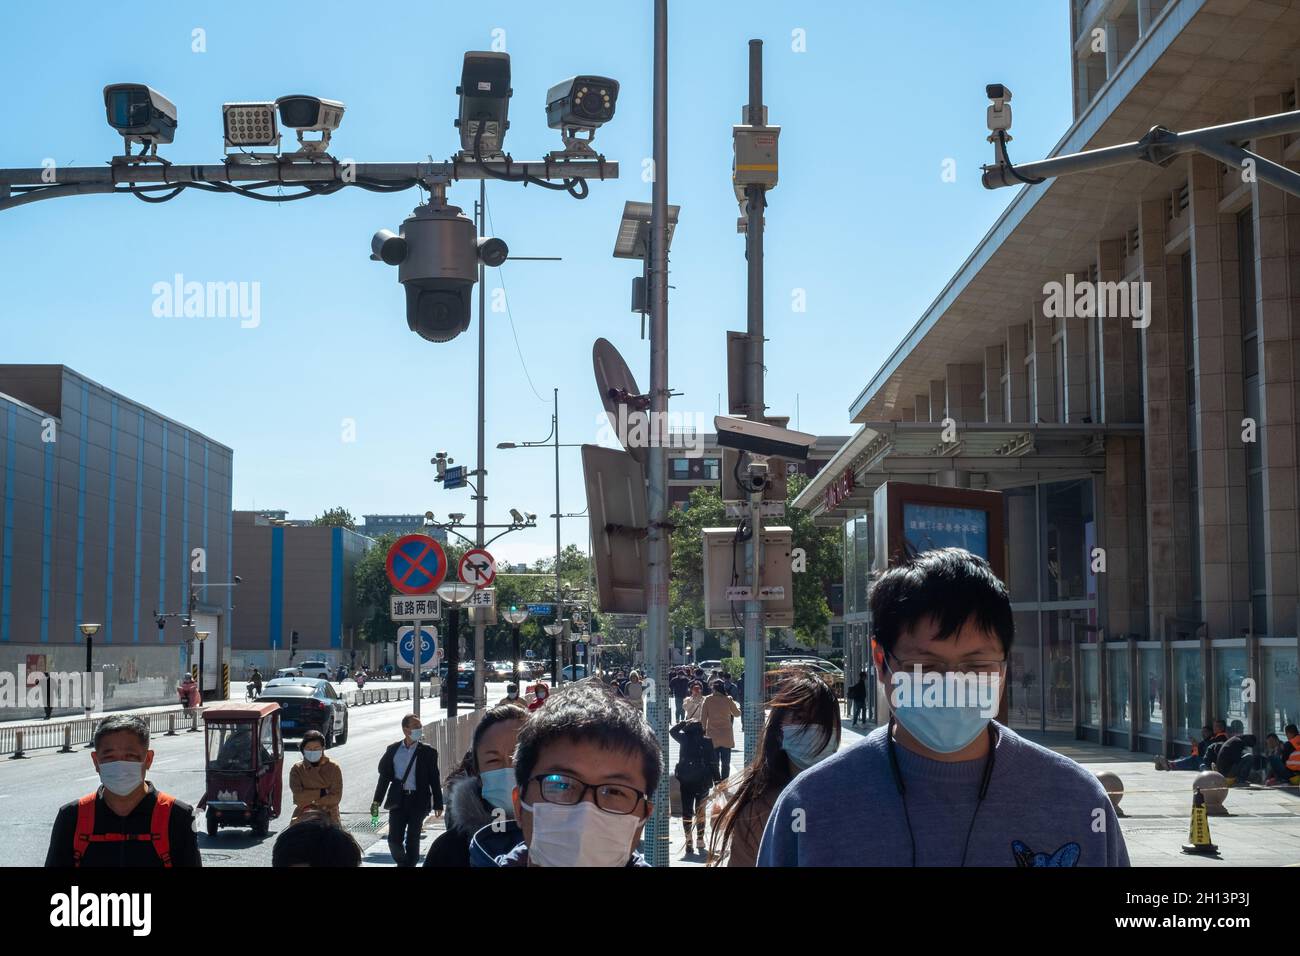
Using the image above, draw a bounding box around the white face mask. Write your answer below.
[521,800,642,867]
[98,759,145,797]
[303,749,323,764]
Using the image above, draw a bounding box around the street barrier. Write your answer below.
[0,708,192,757]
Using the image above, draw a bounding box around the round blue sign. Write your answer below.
[398,627,438,666]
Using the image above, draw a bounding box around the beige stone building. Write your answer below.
[795,0,1300,755]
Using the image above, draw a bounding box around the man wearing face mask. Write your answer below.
[471,682,661,867]
[372,714,443,867]
[45,714,202,867]
[497,683,522,707]
[757,548,1129,868]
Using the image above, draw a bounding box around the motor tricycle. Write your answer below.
[197,702,284,838]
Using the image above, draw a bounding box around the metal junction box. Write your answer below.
[702,525,793,629]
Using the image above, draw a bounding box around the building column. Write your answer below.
[1138,196,1195,638]
[1249,93,1300,637]
[913,393,930,423]
[1032,301,1057,423]
[984,345,1005,423]
[1187,153,1250,639]
[928,379,946,423]
[1006,322,1030,422]
[1098,237,1143,423]
[1063,310,1089,422]
[945,363,983,423]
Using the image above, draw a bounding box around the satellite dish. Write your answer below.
[592,338,649,466]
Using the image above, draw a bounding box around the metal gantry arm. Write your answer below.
[982,108,1300,198]
[0,157,619,213]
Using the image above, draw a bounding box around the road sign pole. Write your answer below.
[474,178,488,711]
[412,619,422,718]
[642,0,671,868]
[742,38,767,767]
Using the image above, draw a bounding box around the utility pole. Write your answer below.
[474,179,488,710]
[553,387,562,685]
[741,39,767,766]
[643,0,671,868]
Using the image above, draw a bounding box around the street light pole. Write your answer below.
[642,0,672,868]
[474,178,489,711]
[553,387,563,686]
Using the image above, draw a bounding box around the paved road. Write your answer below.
[0,680,516,867]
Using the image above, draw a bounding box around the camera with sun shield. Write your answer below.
[371,202,508,343]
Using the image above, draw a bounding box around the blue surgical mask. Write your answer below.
[886,661,999,754]
[479,767,516,812]
[98,758,146,796]
[407,727,423,742]
[782,724,838,771]
[303,749,323,764]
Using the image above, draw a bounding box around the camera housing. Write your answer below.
[986,83,1013,134]
[103,84,177,146]
[546,75,619,155]
[456,51,512,158]
[275,95,345,154]
[371,201,508,343]
[714,415,816,461]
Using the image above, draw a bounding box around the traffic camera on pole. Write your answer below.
[103,84,177,160]
[456,52,512,159]
[370,199,508,343]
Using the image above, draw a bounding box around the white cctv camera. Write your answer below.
[986,83,1012,135]
[714,415,817,461]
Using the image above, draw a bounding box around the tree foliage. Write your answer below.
[313,506,356,530]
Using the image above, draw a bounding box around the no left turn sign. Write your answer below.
[458,548,497,588]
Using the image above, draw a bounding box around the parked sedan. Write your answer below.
[257,678,349,746]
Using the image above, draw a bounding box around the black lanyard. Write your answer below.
[886,717,998,867]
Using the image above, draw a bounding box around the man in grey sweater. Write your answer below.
[757,547,1129,868]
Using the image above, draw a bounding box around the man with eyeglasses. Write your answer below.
[470,682,661,866]
[758,547,1129,867]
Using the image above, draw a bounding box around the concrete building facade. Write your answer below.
[0,366,233,718]
[795,0,1300,753]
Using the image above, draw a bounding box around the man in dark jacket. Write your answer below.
[670,718,714,854]
[670,669,690,722]
[848,671,868,726]
[46,714,201,868]
[371,714,443,866]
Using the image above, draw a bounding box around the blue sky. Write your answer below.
[0,1,1071,565]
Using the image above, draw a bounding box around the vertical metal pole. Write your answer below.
[553,388,562,686]
[742,38,767,767]
[512,624,521,687]
[644,0,671,868]
[446,607,459,718]
[474,180,487,710]
[412,619,422,718]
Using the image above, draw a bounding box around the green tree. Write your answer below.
[667,475,843,650]
[313,506,356,530]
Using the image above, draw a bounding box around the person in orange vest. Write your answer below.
[1266,723,1300,785]
[45,714,202,867]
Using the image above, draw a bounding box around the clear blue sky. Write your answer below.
[0,1,1071,565]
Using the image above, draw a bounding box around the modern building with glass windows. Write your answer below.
[795,0,1300,754]
[0,365,233,718]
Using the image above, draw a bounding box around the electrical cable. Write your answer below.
[995,129,1045,185]
[483,191,548,404]
[472,124,588,198]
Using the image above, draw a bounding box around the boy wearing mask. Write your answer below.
[758,548,1129,867]
[472,683,661,867]
[46,714,201,867]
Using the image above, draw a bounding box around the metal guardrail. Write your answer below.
[2,708,202,758]
[3,683,444,757]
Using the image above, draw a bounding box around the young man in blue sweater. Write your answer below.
[757,547,1130,867]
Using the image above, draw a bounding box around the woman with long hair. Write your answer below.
[707,670,840,867]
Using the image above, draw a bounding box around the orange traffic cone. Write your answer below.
[1181,787,1219,855]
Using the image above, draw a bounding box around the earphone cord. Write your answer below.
[888,718,998,867]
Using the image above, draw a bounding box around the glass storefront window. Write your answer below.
[1043,611,1078,731]
[1041,478,1095,602]
[1137,646,1163,737]
[1080,647,1100,728]
[1260,644,1299,734]
[1106,646,1131,732]
[1003,486,1037,602]
[1213,645,1250,734]
[1171,646,1202,745]
[1007,610,1040,731]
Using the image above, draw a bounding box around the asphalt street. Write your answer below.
[0,680,516,867]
